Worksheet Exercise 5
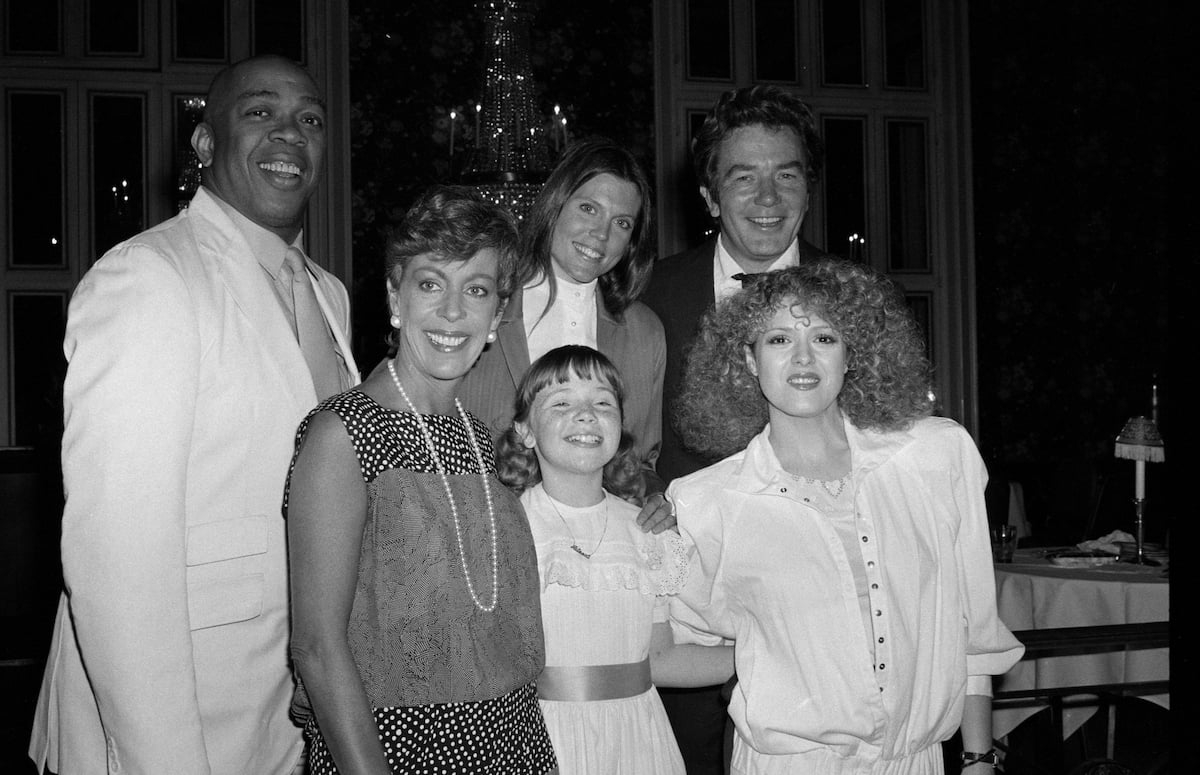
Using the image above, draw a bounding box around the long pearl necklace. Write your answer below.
[545,490,610,559]
[388,359,498,613]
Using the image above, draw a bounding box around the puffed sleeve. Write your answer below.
[949,427,1025,681]
[667,479,735,647]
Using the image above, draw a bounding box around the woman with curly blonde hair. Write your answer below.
[665,259,1024,774]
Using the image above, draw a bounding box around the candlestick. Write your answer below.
[449,110,457,157]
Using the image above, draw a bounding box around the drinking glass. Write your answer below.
[990,525,1017,563]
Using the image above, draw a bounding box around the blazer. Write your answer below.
[643,238,830,484]
[457,286,666,486]
[29,187,358,775]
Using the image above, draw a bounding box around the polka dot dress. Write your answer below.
[287,391,556,774]
[305,684,555,774]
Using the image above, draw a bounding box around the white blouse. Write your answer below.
[522,273,598,364]
[668,416,1024,772]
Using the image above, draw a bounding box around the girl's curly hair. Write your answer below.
[496,345,644,505]
[673,259,934,460]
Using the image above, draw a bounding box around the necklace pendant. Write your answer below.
[570,543,592,559]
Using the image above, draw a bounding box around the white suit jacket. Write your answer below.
[29,187,358,775]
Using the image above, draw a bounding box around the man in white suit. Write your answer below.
[29,55,358,774]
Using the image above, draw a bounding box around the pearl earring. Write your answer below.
[390,314,402,329]
[486,331,497,342]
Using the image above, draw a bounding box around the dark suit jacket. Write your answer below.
[643,237,830,483]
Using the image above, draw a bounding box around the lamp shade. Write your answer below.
[1114,416,1165,462]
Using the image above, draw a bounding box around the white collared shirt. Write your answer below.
[523,272,599,363]
[204,185,355,392]
[668,417,1024,768]
[205,186,299,320]
[712,234,800,302]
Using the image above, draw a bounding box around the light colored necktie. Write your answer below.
[284,247,342,400]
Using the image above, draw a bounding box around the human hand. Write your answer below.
[636,492,676,534]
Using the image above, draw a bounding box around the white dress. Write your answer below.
[522,485,690,775]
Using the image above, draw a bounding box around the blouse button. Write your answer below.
[871,583,879,589]
[861,536,869,542]
[867,561,875,568]
[878,636,885,643]
[780,487,788,493]
[875,609,882,617]
[879,663,886,670]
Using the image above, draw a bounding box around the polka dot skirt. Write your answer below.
[305,682,556,774]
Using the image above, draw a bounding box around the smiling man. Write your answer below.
[29,56,358,775]
[642,84,831,775]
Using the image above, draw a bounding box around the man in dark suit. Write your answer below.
[643,84,829,774]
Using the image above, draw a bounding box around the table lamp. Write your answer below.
[1113,416,1165,564]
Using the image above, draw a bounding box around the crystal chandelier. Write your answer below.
[460,0,552,220]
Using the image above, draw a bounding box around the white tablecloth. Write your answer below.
[992,549,1169,740]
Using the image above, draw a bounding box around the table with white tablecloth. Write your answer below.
[992,549,1169,741]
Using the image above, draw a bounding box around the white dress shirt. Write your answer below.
[208,190,355,393]
[712,235,800,302]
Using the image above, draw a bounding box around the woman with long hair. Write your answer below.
[458,137,673,531]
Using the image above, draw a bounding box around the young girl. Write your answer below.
[497,345,733,775]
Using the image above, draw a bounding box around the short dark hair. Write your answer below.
[496,345,644,505]
[521,137,655,317]
[692,85,824,194]
[384,186,520,349]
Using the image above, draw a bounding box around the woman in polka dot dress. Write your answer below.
[285,187,557,774]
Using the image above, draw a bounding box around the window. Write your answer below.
[654,0,979,430]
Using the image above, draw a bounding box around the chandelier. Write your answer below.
[459,0,552,219]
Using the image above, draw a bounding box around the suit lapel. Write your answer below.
[680,241,717,327]
[495,287,531,390]
[189,190,318,411]
[596,297,622,362]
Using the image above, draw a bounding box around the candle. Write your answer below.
[552,105,561,152]
[1135,459,1145,500]
[475,103,482,148]
[449,110,456,157]
[561,116,568,148]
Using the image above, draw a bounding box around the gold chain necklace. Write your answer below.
[545,489,609,560]
[388,359,498,612]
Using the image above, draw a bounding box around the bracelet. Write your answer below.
[961,749,1000,767]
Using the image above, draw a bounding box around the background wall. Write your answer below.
[346,0,1171,546]
[345,0,656,370]
[969,0,1170,544]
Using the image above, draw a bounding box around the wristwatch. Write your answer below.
[961,749,1000,766]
